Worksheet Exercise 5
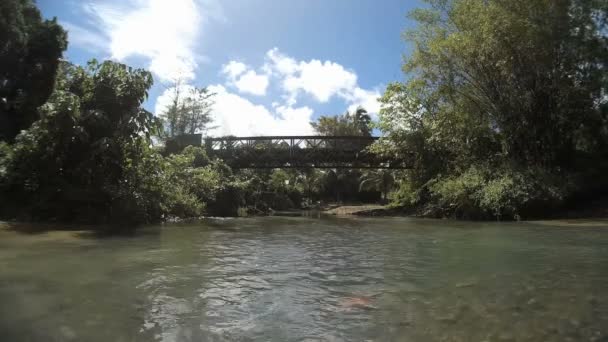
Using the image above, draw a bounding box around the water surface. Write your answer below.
[1,217,608,341]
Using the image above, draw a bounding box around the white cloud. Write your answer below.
[208,49,384,135]
[232,71,269,96]
[264,48,298,75]
[206,85,314,136]
[61,21,108,52]
[84,0,214,81]
[262,48,382,116]
[221,61,269,96]
[221,61,248,79]
[345,87,382,117]
[264,48,358,103]
[155,84,314,136]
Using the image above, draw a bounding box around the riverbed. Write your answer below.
[1,217,607,341]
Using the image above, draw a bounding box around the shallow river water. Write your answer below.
[1,217,608,342]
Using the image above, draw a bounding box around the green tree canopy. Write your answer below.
[0,0,67,141]
[359,170,396,201]
[311,107,372,136]
[0,60,162,223]
[377,0,608,219]
[159,78,215,140]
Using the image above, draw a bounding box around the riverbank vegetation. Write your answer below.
[1,0,607,225]
[375,0,608,220]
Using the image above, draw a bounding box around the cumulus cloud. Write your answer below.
[81,0,221,81]
[205,85,314,136]
[204,49,384,136]
[154,84,314,136]
[265,48,358,103]
[221,61,269,96]
[221,61,248,79]
[345,87,382,117]
[232,71,270,96]
[263,48,381,116]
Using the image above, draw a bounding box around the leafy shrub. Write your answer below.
[427,165,568,220]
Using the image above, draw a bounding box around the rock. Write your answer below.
[60,326,77,340]
[587,295,599,305]
[437,315,457,324]
[455,281,477,288]
[498,332,515,341]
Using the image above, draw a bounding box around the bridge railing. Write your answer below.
[204,136,377,151]
[201,135,410,169]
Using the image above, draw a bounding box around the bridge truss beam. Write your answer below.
[203,136,411,169]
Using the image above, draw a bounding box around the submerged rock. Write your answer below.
[455,280,477,288]
[60,326,77,340]
[338,296,377,310]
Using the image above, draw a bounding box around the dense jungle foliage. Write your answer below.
[1,0,606,225]
[376,0,608,219]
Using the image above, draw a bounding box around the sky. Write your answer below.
[38,0,422,137]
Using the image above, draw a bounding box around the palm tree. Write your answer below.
[296,169,323,206]
[352,107,372,136]
[359,170,395,203]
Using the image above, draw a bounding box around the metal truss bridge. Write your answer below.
[196,135,411,169]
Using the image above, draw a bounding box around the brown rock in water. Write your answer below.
[339,296,375,309]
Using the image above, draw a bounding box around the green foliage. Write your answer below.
[317,169,365,203]
[268,169,292,193]
[426,165,568,219]
[311,107,372,136]
[297,168,324,205]
[359,170,396,201]
[0,60,163,223]
[309,109,379,203]
[159,79,215,140]
[0,0,386,226]
[0,0,67,141]
[377,0,608,219]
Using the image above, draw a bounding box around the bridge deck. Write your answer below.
[168,134,411,169]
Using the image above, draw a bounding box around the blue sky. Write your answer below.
[38,0,421,136]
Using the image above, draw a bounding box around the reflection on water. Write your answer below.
[1,217,608,341]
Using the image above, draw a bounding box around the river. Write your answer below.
[1,217,607,341]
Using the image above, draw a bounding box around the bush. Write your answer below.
[426,165,568,220]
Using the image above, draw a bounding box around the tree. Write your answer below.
[297,168,323,205]
[181,87,215,135]
[310,106,372,136]
[0,0,67,141]
[269,169,292,193]
[310,107,374,203]
[376,0,608,219]
[359,170,395,202]
[159,78,215,140]
[0,60,165,223]
[353,107,372,136]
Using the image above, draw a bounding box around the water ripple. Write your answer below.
[1,218,608,341]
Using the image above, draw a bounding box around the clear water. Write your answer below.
[1,217,608,342]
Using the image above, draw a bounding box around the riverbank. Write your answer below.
[322,197,608,221]
[323,205,387,216]
[3,196,608,232]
